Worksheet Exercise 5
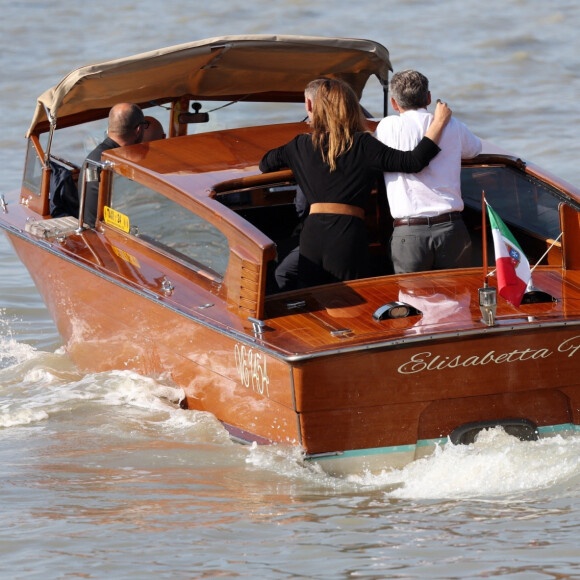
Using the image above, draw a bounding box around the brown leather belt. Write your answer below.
[394,211,462,227]
[309,203,365,219]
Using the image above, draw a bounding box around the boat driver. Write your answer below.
[81,103,146,227]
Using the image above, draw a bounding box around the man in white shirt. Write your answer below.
[375,70,482,273]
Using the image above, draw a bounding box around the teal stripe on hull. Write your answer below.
[310,423,580,462]
[537,423,580,434]
[311,437,446,461]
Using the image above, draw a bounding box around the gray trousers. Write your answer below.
[390,218,472,274]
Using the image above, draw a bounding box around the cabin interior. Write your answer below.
[213,157,567,295]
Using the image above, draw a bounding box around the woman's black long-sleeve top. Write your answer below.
[259,132,440,209]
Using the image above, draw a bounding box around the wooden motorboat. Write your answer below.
[2,35,580,476]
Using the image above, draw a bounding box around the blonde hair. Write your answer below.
[309,78,367,171]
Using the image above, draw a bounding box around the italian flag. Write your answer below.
[487,202,531,307]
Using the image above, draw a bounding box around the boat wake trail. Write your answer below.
[0,334,234,448]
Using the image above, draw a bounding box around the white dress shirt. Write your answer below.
[375,109,482,218]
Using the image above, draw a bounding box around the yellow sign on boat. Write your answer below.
[104,206,130,233]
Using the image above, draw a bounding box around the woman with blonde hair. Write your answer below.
[260,78,451,288]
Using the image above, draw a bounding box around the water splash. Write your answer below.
[0,313,37,370]
[343,428,580,500]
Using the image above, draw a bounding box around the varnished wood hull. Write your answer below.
[8,227,580,476]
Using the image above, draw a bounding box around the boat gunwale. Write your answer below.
[4,218,580,365]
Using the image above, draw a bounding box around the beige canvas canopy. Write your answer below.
[27,34,392,137]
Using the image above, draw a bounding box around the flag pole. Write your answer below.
[479,190,497,326]
[481,190,488,287]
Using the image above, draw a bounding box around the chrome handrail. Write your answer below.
[76,159,113,233]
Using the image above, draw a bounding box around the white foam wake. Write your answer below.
[344,428,580,499]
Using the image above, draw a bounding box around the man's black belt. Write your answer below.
[394,211,462,227]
